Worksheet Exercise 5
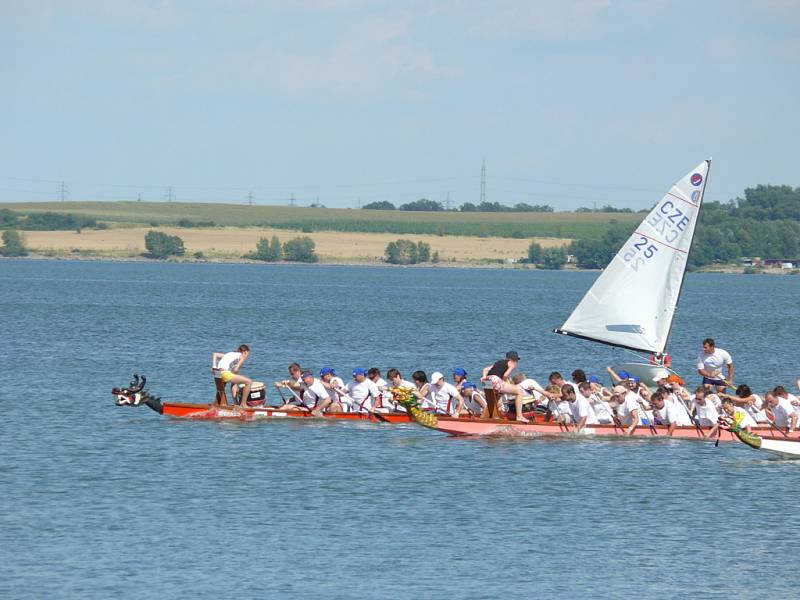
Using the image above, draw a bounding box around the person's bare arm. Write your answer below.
[482,364,492,378]
[606,366,622,383]
[726,363,734,385]
[626,409,639,436]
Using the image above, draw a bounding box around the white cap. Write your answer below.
[652,369,670,382]
[431,372,444,384]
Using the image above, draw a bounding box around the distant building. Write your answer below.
[762,258,798,269]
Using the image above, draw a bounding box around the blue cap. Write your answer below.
[453,367,467,377]
[617,370,630,379]
[352,368,366,377]
[320,366,336,376]
[462,381,476,390]
[629,376,640,383]
[588,375,600,384]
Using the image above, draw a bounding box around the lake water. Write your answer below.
[1,260,798,599]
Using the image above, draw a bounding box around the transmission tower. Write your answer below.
[480,160,486,204]
[248,191,254,205]
[445,191,452,211]
[167,186,173,202]
[289,193,296,207]
[59,181,67,202]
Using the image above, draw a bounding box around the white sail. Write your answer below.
[555,160,710,355]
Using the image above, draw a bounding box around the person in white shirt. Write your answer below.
[563,384,598,429]
[460,382,487,416]
[765,391,798,432]
[578,382,614,424]
[274,362,304,396]
[651,391,691,435]
[720,396,757,433]
[411,371,434,411]
[385,368,415,412]
[692,387,720,434]
[696,338,734,392]
[429,372,464,416]
[773,386,800,411]
[722,384,767,423]
[211,344,251,407]
[277,370,330,414]
[613,385,642,435]
[345,368,381,413]
[316,367,347,412]
[367,367,390,409]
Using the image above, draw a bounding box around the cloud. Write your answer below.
[220,14,456,99]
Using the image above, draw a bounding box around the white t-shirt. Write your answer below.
[729,405,757,428]
[696,348,733,379]
[570,395,598,425]
[346,379,380,411]
[586,392,615,424]
[706,393,722,410]
[656,399,692,426]
[743,394,768,423]
[518,378,546,401]
[431,381,461,415]
[301,379,330,408]
[694,400,719,427]
[617,393,642,426]
[772,397,797,427]
[216,352,241,372]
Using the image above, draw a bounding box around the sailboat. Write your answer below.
[554,159,712,383]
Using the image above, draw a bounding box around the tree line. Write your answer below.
[362,199,554,212]
[566,185,800,269]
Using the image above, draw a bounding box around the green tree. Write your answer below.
[540,246,568,269]
[0,229,27,256]
[144,230,185,258]
[385,239,419,264]
[399,198,444,211]
[362,201,396,210]
[416,241,431,262]
[283,236,319,262]
[251,235,283,261]
[527,242,544,264]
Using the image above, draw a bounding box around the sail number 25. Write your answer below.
[623,237,658,270]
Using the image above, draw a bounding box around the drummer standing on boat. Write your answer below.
[696,338,734,392]
[211,344,252,406]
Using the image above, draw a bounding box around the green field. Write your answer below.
[0,201,641,239]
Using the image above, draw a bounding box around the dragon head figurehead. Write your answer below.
[112,374,163,413]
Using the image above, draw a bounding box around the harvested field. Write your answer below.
[22,227,569,263]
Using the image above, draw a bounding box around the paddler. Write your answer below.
[411,371,434,410]
[720,396,757,433]
[562,383,598,430]
[764,391,798,432]
[386,368,415,412]
[650,390,692,435]
[613,384,642,435]
[452,367,468,392]
[315,367,347,414]
[693,387,720,436]
[481,351,530,423]
[275,370,330,414]
[274,362,304,395]
[211,344,252,406]
[461,381,487,415]
[345,368,380,413]
[579,381,614,424]
[429,371,464,416]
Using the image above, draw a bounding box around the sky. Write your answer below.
[1,0,798,210]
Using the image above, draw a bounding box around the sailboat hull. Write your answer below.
[612,362,681,384]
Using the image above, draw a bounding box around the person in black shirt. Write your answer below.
[481,351,529,422]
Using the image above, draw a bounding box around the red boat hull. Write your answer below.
[425,416,800,442]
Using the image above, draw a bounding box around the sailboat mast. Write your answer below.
[661,158,712,357]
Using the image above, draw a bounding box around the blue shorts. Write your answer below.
[702,377,726,387]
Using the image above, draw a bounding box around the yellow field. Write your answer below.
[22,227,569,263]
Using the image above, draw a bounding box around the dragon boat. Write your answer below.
[111,374,549,424]
[392,387,800,442]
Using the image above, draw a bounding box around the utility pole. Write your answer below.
[445,191,451,211]
[167,186,173,202]
[59,181,67,202]
[480,160,486,204]
[248,191,254,205]
[357,197,361,209]
[137,193,142,202]
[289,193,296,207]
